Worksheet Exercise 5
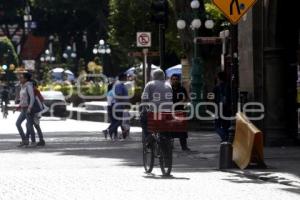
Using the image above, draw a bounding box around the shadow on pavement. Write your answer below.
[142,173,190,180]
[222,170,300,195]
[0,131,220,174]
[1,129,300,193]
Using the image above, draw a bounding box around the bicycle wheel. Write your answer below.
[143,142,155,173]
[159,137,173,176]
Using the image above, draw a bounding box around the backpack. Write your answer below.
[34,88,44,103]
[26,85,43,114]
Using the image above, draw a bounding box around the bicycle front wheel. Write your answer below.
[143,142,155,173]
[159,137,173,176]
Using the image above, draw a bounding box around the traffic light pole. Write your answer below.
[230,24,239,114]
[159,24,165,69]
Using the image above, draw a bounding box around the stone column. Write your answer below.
[181,57,191,95]
[263,48,292,145]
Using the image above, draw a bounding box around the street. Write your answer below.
[1,112,300,200]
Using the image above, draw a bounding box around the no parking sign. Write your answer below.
[137,32,151,47]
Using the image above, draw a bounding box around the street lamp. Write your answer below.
[93,39,111,70]
[40,49,56,63]
[63,45,77,60]
[93,39,111,56]
[176,0,214,109]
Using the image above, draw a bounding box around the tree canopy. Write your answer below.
[0,0,226,74]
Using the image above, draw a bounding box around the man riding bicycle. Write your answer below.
[141,69,186,176]
[140,69,173,141]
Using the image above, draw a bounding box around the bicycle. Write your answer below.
[142,112,187,176]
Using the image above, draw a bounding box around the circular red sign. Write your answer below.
[138,33,150,45]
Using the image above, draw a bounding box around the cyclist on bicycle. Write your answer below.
[140,69,173,142]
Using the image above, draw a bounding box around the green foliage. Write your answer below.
[108,0,153,68]
[0,0,25,24]
[205,3,224,21]
[0,37,19,66]
[205,3,227,33]
[32,0,109,34]
[108,0,181,69]
[40,82,107,97]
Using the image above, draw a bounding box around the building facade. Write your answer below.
[238,0,300,145]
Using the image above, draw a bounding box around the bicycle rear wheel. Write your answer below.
[159,137,173,176]
[143,142,155,173]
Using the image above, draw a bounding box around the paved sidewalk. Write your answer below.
[1,112,300,199]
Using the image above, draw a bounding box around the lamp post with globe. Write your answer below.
[40,49,56,82]
[63,45,77,72]
[176,0,214,110]
[93,39,111,71]
[40,49,56,64]
[63,45,77,60]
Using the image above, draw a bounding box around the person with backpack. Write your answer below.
[105,73,129,140]
[213,71,232,142]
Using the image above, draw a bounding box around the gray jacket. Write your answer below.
[19,81,35,108]
[141,69,173,112]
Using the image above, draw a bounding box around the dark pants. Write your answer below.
[108,110,123,138]
[16,109,35,142]
[140,111,148,141]
[33,123,44,141]
[215,118,231,142]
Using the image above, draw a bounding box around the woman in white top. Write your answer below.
[15,73,36,147]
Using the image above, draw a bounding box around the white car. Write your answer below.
[41,91,67,118]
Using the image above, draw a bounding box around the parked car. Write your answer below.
[41,91,68,118]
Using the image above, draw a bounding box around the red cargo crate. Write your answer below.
[147,112,188,133]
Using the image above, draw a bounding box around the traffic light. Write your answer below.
[151,0,169,25]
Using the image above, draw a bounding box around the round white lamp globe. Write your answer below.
[176,20,186,30]
[99,39,105,45]
[93,48,98,54]
[191,0,200,9]
[191,19,202,29]
[205,20,215,29]
[106,48,111,54]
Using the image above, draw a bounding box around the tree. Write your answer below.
[108,0,182,72]
[31,0,109,60]
[0,0,26,45]
[0,36,19,83]
[0,36,19,66]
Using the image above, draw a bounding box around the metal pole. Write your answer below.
[147,59,151,83]
[159,24,165,69]
[142,48,148,87]
[230,24,239,114]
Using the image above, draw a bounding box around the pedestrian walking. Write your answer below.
[1,85,10,118]
[31,80,46,146]
[104,73,129,140]
[103,83,116,139]
[213,71,232,142]
[15,73,37,147]
[170,74,190,151]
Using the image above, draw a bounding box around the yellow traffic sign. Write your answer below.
[212,0,257,24]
